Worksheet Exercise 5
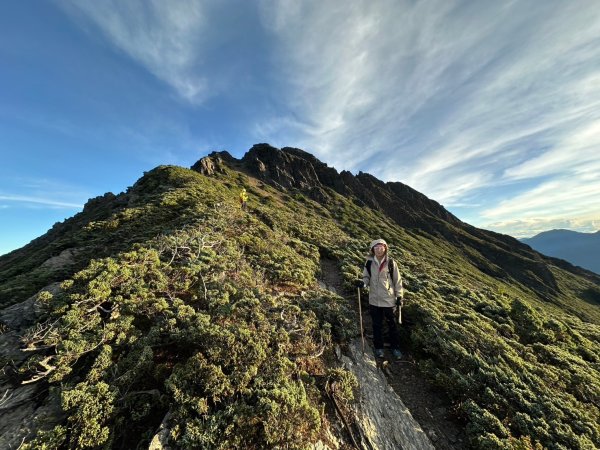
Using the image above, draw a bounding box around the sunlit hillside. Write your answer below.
[1,147,599,449]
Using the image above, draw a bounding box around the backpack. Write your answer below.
[365,257,396,283]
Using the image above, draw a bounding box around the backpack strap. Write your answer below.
[365,258,396,282]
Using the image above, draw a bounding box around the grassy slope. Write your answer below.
[1,164,599,449]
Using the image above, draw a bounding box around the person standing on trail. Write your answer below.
[239,188,248,210]
[355,239,403,359]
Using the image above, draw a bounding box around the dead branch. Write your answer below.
[21,319,60,350]
[21,356,56,385]
[0,389,14,407]
[326,380,362,450]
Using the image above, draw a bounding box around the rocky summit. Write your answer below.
[1,144,599,449]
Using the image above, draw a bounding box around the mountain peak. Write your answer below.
[240,143,334,193]
[193,143,457,226]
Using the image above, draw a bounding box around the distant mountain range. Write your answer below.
[522,229,600,274]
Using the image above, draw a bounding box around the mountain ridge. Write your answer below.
[193,144,600,298]
[1,144,599,449]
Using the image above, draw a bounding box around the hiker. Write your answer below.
[239,188,248,210]
[355,239,403,359]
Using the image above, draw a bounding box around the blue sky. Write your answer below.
[2,1,600,256]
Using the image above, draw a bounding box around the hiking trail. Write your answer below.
[318,257,466,450]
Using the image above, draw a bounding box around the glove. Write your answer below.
[396,297,403,307]
[354,279,365,288]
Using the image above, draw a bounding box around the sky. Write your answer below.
[2,1,600,256]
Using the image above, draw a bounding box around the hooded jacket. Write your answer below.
[362,255,402,307]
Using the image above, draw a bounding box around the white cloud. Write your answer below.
[504,119,600,180]
[256,0,403,158]
[255,0,600,238]
[58,0,209,104]
[0,195,83,209]
[257,0,515,163]
[0,178,88,209]
[484,213,600,239]
[477,172,600,238]
[258,0,302,33]
[482,177,600,221]
[51,0,600,239]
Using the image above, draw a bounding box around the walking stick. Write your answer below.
[398,279,403,324]
[357,287,365,354]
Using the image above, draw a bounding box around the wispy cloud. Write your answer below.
[485,213,600,239]
[58,0,209,104]
[48,0,600,238]
[504,119,600,181]
[256,0,600,236]
[0,178,87,209]
[0,195,83,209]
[482,176,600,220]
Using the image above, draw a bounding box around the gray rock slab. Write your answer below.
[340,339,435,450]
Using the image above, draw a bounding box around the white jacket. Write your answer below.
[362,256,402,307]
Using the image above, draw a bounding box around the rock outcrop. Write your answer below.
[0,284,64,449]
[341,340,435,450]
[191,151,234,176]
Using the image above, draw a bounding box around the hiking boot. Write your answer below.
[375,349,385,358]
[392,349,403,360]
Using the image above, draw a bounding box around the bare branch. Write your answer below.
[21,356,56,385]
[21,319,60,350]
[0,389,14,407]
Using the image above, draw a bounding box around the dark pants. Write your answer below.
[369,305,400,350]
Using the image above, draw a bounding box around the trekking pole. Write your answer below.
[357,287,365,354]
[398,279,403,325]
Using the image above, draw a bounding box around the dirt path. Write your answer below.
[319,257,467,449]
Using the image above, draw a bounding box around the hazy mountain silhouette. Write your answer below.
[522,229,600,274]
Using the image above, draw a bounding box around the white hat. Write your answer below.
[369,239,388,250]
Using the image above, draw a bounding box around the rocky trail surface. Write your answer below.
[319,257,467,450]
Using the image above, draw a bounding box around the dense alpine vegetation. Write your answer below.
[1,144,599,449]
